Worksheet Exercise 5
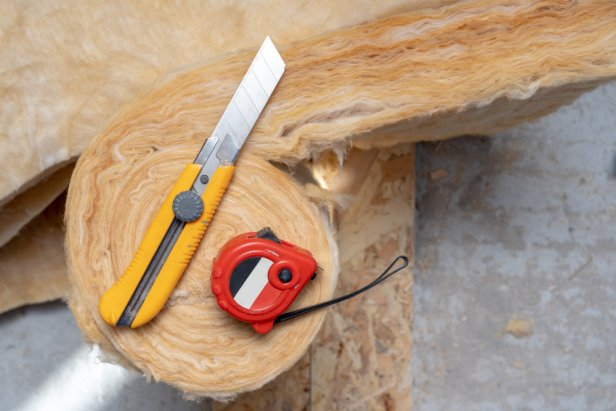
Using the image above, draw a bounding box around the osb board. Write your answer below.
[213,353,312,411]
[312,146,414,410]
[215,145,414,410]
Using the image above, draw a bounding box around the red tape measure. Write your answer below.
[212,227,409,334]
[211,228,317,333]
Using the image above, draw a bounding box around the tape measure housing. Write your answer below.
[211,229,317,333]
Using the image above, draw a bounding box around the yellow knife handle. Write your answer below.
[130,165,234,327]
[99,164,235,327]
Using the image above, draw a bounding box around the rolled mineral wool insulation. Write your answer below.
[0,0,447,204]
[0,163,74,248]
[54,0,616,170]
[67,147,337,398]
[0,194,68,314]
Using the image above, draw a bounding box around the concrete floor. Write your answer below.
[414,82,616,410]
[0,82,615,410]
[0,303,202,411]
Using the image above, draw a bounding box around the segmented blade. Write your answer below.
[192,37,285,195]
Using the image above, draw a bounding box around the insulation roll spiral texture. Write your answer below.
[66,140,336,397]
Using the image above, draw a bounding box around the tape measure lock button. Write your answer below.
[278,268,292,283]
[267,260,300,290]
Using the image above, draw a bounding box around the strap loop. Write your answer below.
[275,255,409,323]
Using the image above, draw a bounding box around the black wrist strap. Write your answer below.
[275,255,409,324]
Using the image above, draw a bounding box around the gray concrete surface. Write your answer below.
[0,82,614,411]
[414,82,616,410]
[0,303,203,411]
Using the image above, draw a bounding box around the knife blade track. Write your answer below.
[118,218,186,326]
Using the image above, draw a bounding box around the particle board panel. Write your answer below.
[311,146,415,410]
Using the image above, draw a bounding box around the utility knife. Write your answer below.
[99,37,285,328]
